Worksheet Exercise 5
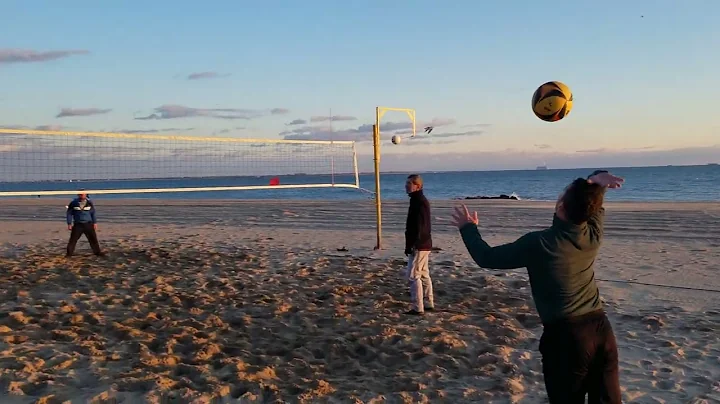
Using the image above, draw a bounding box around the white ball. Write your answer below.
[391,135,402,145]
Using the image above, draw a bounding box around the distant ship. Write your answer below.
[536,165,548,170]
[708,163,718,166]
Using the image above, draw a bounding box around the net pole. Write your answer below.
[329,108,335,186]
[373,108,383,250]
[371,106,415,250]
[352,142,360,188]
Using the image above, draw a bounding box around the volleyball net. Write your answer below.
[0,128,360,196]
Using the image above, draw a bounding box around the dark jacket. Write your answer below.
[66,198,97,225]
[405,190,432,252]
[458,170,609,324]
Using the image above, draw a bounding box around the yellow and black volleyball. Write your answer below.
[531,81,573,122]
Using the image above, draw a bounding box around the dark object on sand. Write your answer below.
[459,194,519,200]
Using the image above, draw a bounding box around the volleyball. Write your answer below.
[391,135,402,145]
[532,81,573,122]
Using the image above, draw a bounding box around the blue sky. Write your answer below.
[1,0,719,171]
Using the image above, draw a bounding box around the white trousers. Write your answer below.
[405,251,434,312]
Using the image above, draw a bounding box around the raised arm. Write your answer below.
[459,223,536,269]
[585,170,623,240]
[452,205,537,270]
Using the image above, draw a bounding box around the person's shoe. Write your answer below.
[404,309,424,316]
[95,252,106,257]
[425,307,435,312]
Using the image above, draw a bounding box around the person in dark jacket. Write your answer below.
[66,191,103,257]
[451,170,625,404]
[404,174,434,315]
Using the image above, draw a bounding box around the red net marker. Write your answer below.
[269,177,280,186]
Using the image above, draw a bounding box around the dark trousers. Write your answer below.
[67,222,102,256]
[539,310,622,404]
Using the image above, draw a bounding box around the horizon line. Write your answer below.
[358,163,717,175]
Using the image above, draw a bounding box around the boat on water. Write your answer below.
[536,165,548,170]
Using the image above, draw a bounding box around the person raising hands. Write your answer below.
[451,170,624,404]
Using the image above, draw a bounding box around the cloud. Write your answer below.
[359,144,720,172]
[385,130,485,148]
[415,130,485,140]
[403,139,457,147]
[107,127,195,134]
[135,105,288,120]
[212,127,246,135]
[0,48,90,64]
[187,71,230,80]
[271,108,290,115]
[56,108,112,118]
[624,146,656,151]
[310,115,357,123]
[270,108,290,115]
[577,146,659,154]
[1,124,66,131]
[286,119,307,126]
[461,123,493,128]
[2,126,715,180]
[281,122,393,141]
[280,117,458,141]
[576,148,609,153]
[34,125,64,131]
[425,118,458,127]
[535,144,552,149]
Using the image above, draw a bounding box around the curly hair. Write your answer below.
[562,178,606,224]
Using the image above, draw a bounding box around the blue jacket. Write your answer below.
[66,198,97,225]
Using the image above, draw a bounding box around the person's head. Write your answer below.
[77,190,87,201]
[405,174,423,194]
[555,178,605,224]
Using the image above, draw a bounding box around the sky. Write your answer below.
[1,0,719,173]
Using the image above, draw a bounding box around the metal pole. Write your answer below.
[329,108,335,186]
[373,108,382,250]
[352,142,360,188]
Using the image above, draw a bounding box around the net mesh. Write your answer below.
[0,129,358,195]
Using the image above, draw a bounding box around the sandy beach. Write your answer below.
[0,199,718,403]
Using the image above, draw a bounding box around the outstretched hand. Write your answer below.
[589,172,625,189]
[451,205,479,229]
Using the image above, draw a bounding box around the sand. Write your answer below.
[0,199,718,403]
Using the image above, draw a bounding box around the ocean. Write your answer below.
[1,165,718,202]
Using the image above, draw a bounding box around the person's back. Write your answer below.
[406,190,432,251]
[452,170,624,403]
[523,207,604,324]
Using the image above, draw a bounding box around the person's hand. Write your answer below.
[588,172,624,189]
[93,223,98,230]
[67,224,72,231]
[451,205,479,229]
[404,247,414,256]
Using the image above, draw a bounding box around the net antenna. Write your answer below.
[0,128,361,196]
[372,106,416,250]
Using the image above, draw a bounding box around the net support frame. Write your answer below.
[373,106,416,250]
